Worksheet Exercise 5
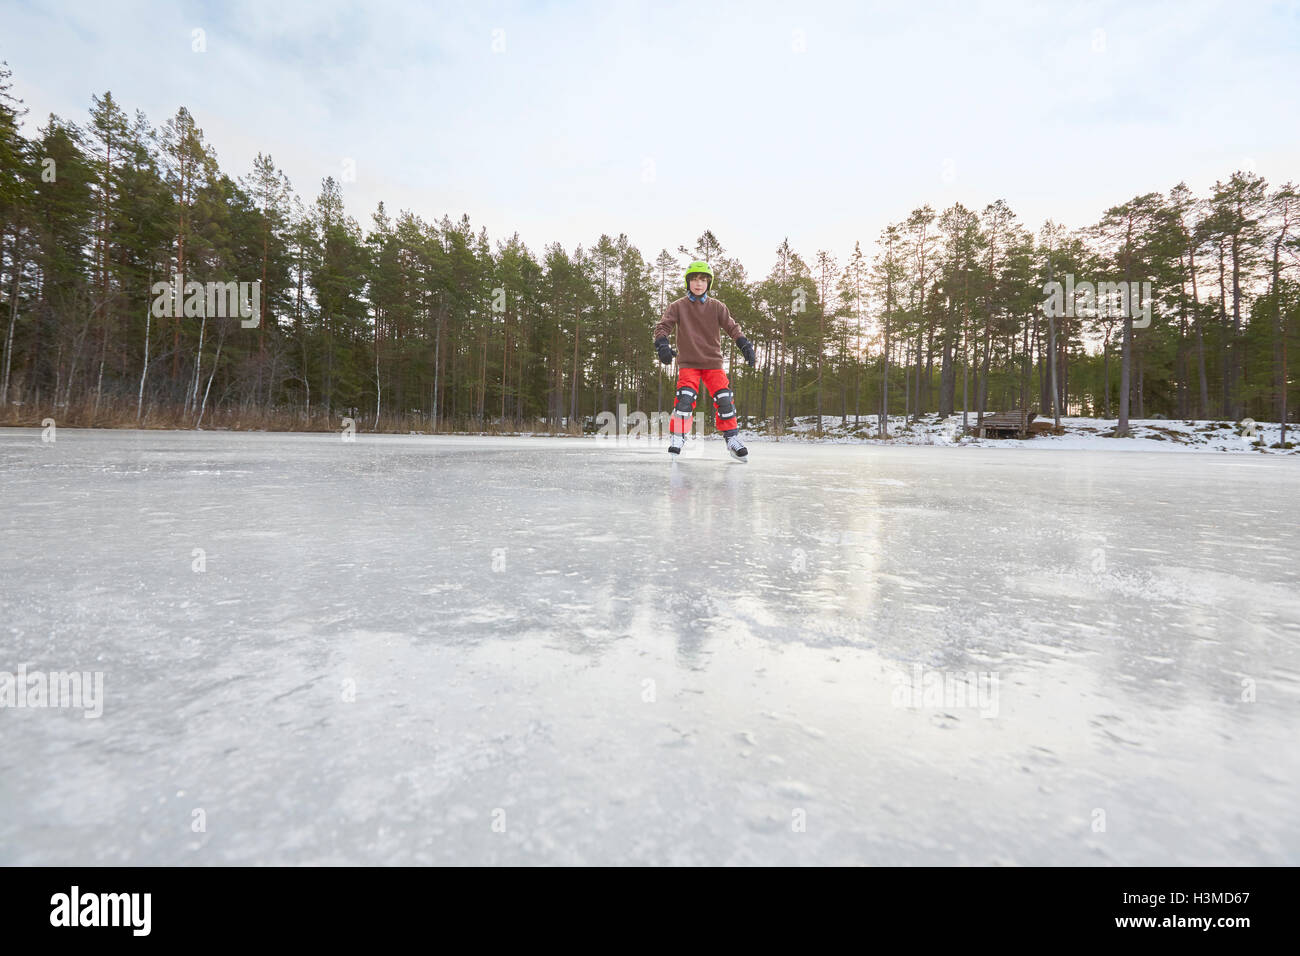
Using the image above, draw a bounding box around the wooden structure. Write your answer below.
[974,409,1037,439]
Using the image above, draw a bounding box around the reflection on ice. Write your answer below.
[1,429,1297,864]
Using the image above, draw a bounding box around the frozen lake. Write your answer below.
[2,428,1297,865]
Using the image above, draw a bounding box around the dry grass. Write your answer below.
[0,398,584,436]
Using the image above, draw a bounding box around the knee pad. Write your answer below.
[713,388,737,423]
[673,386,697,419]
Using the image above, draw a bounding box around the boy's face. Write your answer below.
[688,274,709,296]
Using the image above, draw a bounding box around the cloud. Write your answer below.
[3,0,1297,275]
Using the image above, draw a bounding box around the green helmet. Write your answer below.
[684,260,713,292]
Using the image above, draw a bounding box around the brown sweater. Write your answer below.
[651,295,745,370]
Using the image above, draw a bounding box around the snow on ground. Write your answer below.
[773,414,1300,453]
[1,427,1297,865]
[467,414,1297,454]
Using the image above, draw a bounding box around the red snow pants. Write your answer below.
[671,367,738,435]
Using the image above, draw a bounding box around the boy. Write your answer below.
[652,260,757,460]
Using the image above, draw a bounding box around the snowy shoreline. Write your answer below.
[755,415,1300,454]
[552,415,1297,455]
[4,416,1296,455]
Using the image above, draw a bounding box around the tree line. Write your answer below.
[1,64,1296,440]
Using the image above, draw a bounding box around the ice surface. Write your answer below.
[1,428,1298,865]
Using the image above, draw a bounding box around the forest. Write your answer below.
[1,63,1296,439]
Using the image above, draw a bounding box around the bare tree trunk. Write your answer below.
[137,303,151,421]
[1119,312,1134,433]
[515,311,525,425]
[569,309,580,426]
[853,313,861,426]
[1136,354,1144,419]
[189,312,207,415]
[905,334,913,423]
[1176,269,1190,418]
[924,322,935,415]
[961,307,969,432]
[816,305,824,437]
[1270,216,1290,438]
[1047,315,1061,425]
[196,328,224,428]
[1282,318,1289,446]
[1045,253,1061,427]
[879,315,891,438]
[1189,249,1209,418]
[1230,232,1244,420]
[500,306,509,425]
[478,318,487,424]
[374,334,382,430]
[432,314,441,430]
[977,320,991,422]
[94,317,109,415]
[1118,215,1135,435]
[914,329,923,422]
[259,226,268,404]
[1102,336,1111,419]
[1217,243,1230,417]
[1,268,20,406]
[939,313,954,418]
[776,325,786,436]
[267,346,280,421]
[1037,311,1049,417]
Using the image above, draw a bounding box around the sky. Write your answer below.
[2,0,1298,279]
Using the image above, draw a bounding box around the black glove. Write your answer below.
[655,337,676,366]
[736,336,757,368]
